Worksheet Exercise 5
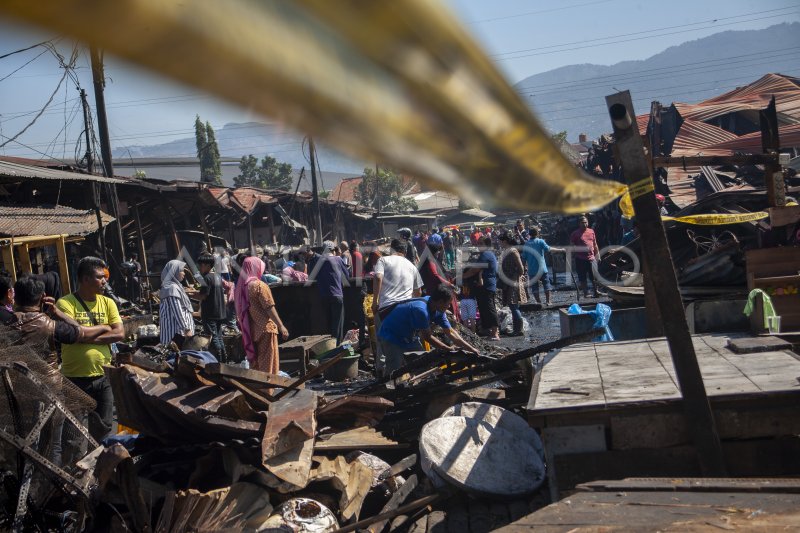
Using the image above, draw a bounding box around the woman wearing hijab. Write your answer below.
[236,257,289,373]
[159,260,195,345]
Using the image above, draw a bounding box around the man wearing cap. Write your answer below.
[372,238,423,375]
[310,241,349,343]
[396,227,418,264]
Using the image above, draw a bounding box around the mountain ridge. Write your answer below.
[113,23,800,166]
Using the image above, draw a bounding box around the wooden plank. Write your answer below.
[202,363,297,388]
[318,395,394,429]
[529,335,800,418]
[727,336,792,354]
[314,426,406,451]
[542,425,606,455]
[551,436,800,492]
[272,350,346,400]
[496,491,800,531]
[578,477,800,493]
[335,495,441,533]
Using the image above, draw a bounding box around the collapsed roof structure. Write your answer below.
[641,73,800,207]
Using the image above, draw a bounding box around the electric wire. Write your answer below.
[491,6,800,59]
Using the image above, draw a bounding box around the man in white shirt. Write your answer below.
[214,248,231,281]
[371,239,423,375]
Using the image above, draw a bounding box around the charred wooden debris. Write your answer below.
[0,327,601,532]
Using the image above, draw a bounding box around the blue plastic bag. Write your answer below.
[567,303,614,342]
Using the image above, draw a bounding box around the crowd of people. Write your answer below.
[0,215,613,444]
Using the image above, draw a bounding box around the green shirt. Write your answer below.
[56,293,121,378]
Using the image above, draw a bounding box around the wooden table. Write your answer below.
[527,334,800,494]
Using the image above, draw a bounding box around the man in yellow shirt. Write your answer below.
[56,256,124,440]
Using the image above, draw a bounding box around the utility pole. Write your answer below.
[80,88,107,261]
[308,137,323,245]
[606,91,726,476]
[90,46,126,268]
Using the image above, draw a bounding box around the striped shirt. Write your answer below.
[159,295,195,345]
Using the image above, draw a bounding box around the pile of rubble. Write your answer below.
[0,328,599,532]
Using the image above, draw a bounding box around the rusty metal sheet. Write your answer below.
[262,389,318,489]
[106,365,263,444]
[0,204,114,237]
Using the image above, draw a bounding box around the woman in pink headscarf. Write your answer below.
[235,256,289,373]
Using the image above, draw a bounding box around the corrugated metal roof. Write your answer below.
[0,160,127,184]
[705,123,800,152]
[0,204,114,237]
[675,73,800,124]
[659,74,800,208]
[671,120,739,154]
[205,186,276,214]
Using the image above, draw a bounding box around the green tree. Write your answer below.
[551,130,568,144]
[195,115,222,185]
[234,154,294,190]
[355,167,417,213]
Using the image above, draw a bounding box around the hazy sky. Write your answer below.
[0,0,798,162]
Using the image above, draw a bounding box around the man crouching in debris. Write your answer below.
[377,285,480,376]
[11,276,112,349]
[56,256,125,441]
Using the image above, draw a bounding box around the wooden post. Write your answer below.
[309,137,323,245]
[760,96,785,208]
[55,235,70,295]
[246,212,254,255]
[160,196,181,258]
[1,242,16,281]
[132,202,149,276]
[606,91,726,476]
[17,243,33,274]
[196,205,213,252]
[228,216,237,249]
[640,135,665,336]
[267,205,277,245]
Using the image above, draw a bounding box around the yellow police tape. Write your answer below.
[0,0,626,213]
[619,189,769,225]
[662,212,769,225]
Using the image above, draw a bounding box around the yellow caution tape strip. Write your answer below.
[618,181,769,225]
[0,0,626,213]
[663,212,769,225]
[628,177,655,200]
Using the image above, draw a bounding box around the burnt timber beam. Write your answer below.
[606,91,726,477]
[760,96,786,208]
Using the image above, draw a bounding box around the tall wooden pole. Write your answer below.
[80,88,107,261]
[90,46,125,266]
[606,91,726,476]
[309,137,323,245]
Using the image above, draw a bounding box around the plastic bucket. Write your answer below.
[322,353,360,381]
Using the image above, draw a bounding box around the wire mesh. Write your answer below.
[0,331,97,531]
